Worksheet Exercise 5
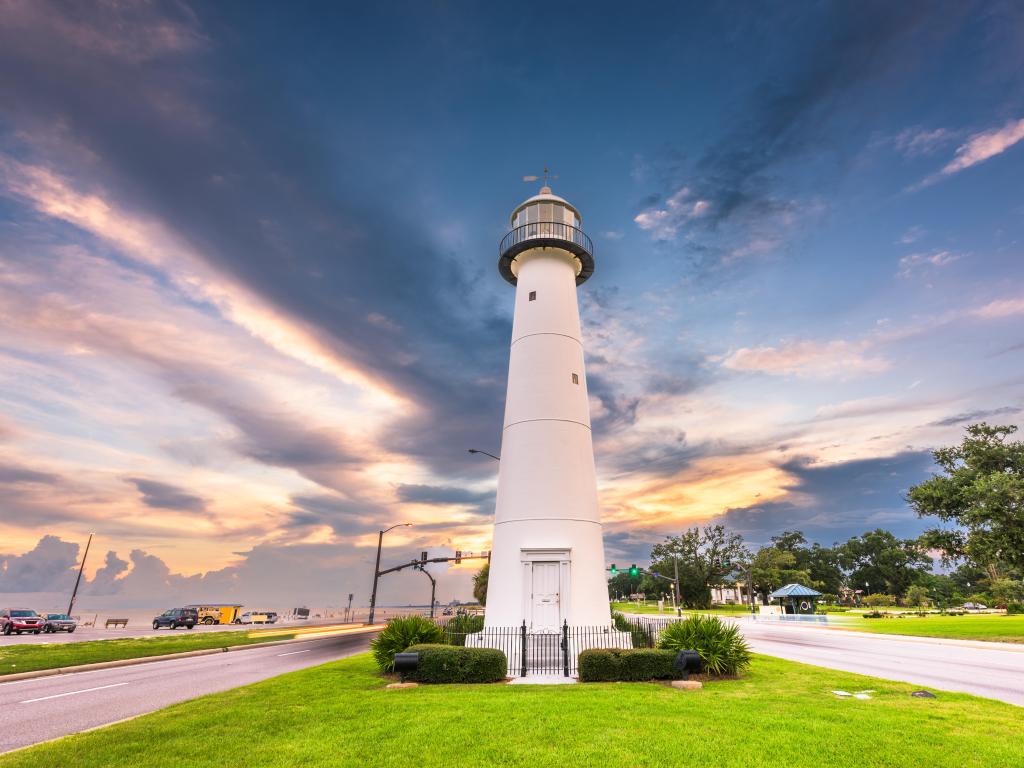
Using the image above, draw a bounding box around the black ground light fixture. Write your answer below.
[673,650,702,679]
[394,652,420,681]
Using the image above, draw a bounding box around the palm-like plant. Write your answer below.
[656,614,751,676]
[371,615,445,672]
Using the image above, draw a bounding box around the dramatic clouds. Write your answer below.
[0,2,1022,604]
[939,118,1024,177]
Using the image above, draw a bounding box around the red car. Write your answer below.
[1,608,45,635]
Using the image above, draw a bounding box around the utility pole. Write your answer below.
[67,533,93,617]
[673,555,681,617]
[368,523,411,625]
[416,565,437,619]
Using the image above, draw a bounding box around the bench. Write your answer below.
[105,618,129,628]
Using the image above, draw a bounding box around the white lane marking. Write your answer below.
[20,681,128,704]
[276,649,313,657]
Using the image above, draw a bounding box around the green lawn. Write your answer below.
[613,602,1024,643]
[612,601,752,615]
[3,653,1020,768]
[830,613,1024,643]
[0,630,299,676]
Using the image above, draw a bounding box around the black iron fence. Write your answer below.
[433,615,688,677]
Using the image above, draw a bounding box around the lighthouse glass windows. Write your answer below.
[512,202,581,244]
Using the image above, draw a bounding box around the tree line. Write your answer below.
[609,423,1024,609]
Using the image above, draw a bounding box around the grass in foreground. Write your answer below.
[830,613,1024,643]
[0,630,299,676]
[2,653,1020,768]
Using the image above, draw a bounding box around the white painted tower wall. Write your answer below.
[483,191,613,630]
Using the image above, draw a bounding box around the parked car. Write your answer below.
[236,611,275,624]
[1,608,45,635]
[42,614,77,633]
[962,602,988,610]
[152,608,198,630]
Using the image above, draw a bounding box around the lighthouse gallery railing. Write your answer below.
[499,221,593,258]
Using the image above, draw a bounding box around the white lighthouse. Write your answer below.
[484,183,612,630]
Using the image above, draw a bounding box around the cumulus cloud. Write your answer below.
[634,187,711,241]
[715,451,936,545]
[720,339,889,379]
[0,535,79,592]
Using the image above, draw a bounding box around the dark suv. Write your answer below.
[152,608,198,630]
[1,608,45,635]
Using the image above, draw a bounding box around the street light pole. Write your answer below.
[673,555,681,617]
[368,523,411,625]
[467,448,500,461]
[67,533,94,617]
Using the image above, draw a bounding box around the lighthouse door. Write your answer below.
[530,561,561,631]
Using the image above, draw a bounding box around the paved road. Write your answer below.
[0,630,375,753]
[628,613,1024,706]
[0,620,337,645]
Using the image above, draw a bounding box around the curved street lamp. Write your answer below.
[368,523,412,624]
[467,448,500,461]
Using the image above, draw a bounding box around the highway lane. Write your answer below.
[0,630,376,753]
[628,613,1024,706]
[0,620,322,645]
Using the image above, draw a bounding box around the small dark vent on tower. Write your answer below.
[572,373,579,385]
[529,291,537,301]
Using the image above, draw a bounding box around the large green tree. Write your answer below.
[749,546,809,603]
[650,525,749,608]
[907,423,1024,578]
[837,529,930,598]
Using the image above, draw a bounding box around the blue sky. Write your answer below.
[0,1,1022,606]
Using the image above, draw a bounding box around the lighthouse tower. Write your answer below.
[484,183,611,629]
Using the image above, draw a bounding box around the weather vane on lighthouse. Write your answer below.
[482,176,614,632]
[522,166,558,192]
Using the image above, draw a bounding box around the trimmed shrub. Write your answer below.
[656,614,751,676]
[863,610,884,618]
[862,594,897,607]
[578,648,682,682]
[371,615,445,672]
[442,614,485,646]
[403,643,507,683]
[1007,603,1024,615]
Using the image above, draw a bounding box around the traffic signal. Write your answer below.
[420,551,428,564]
[629,564,639,577]
[609,564,617,575]
[455,550,462,564]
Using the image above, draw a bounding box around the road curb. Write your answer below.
[0,628,380,683]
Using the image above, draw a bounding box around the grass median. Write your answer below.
[831,613,1024,643]
[614,603,1024,643]
[0,629,300,676]
[1,652,1020,768]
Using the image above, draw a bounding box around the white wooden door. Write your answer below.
[531,561,561,630]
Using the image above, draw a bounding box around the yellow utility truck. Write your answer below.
[186,604,243,625]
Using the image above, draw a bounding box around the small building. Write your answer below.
[768,584,821,615]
